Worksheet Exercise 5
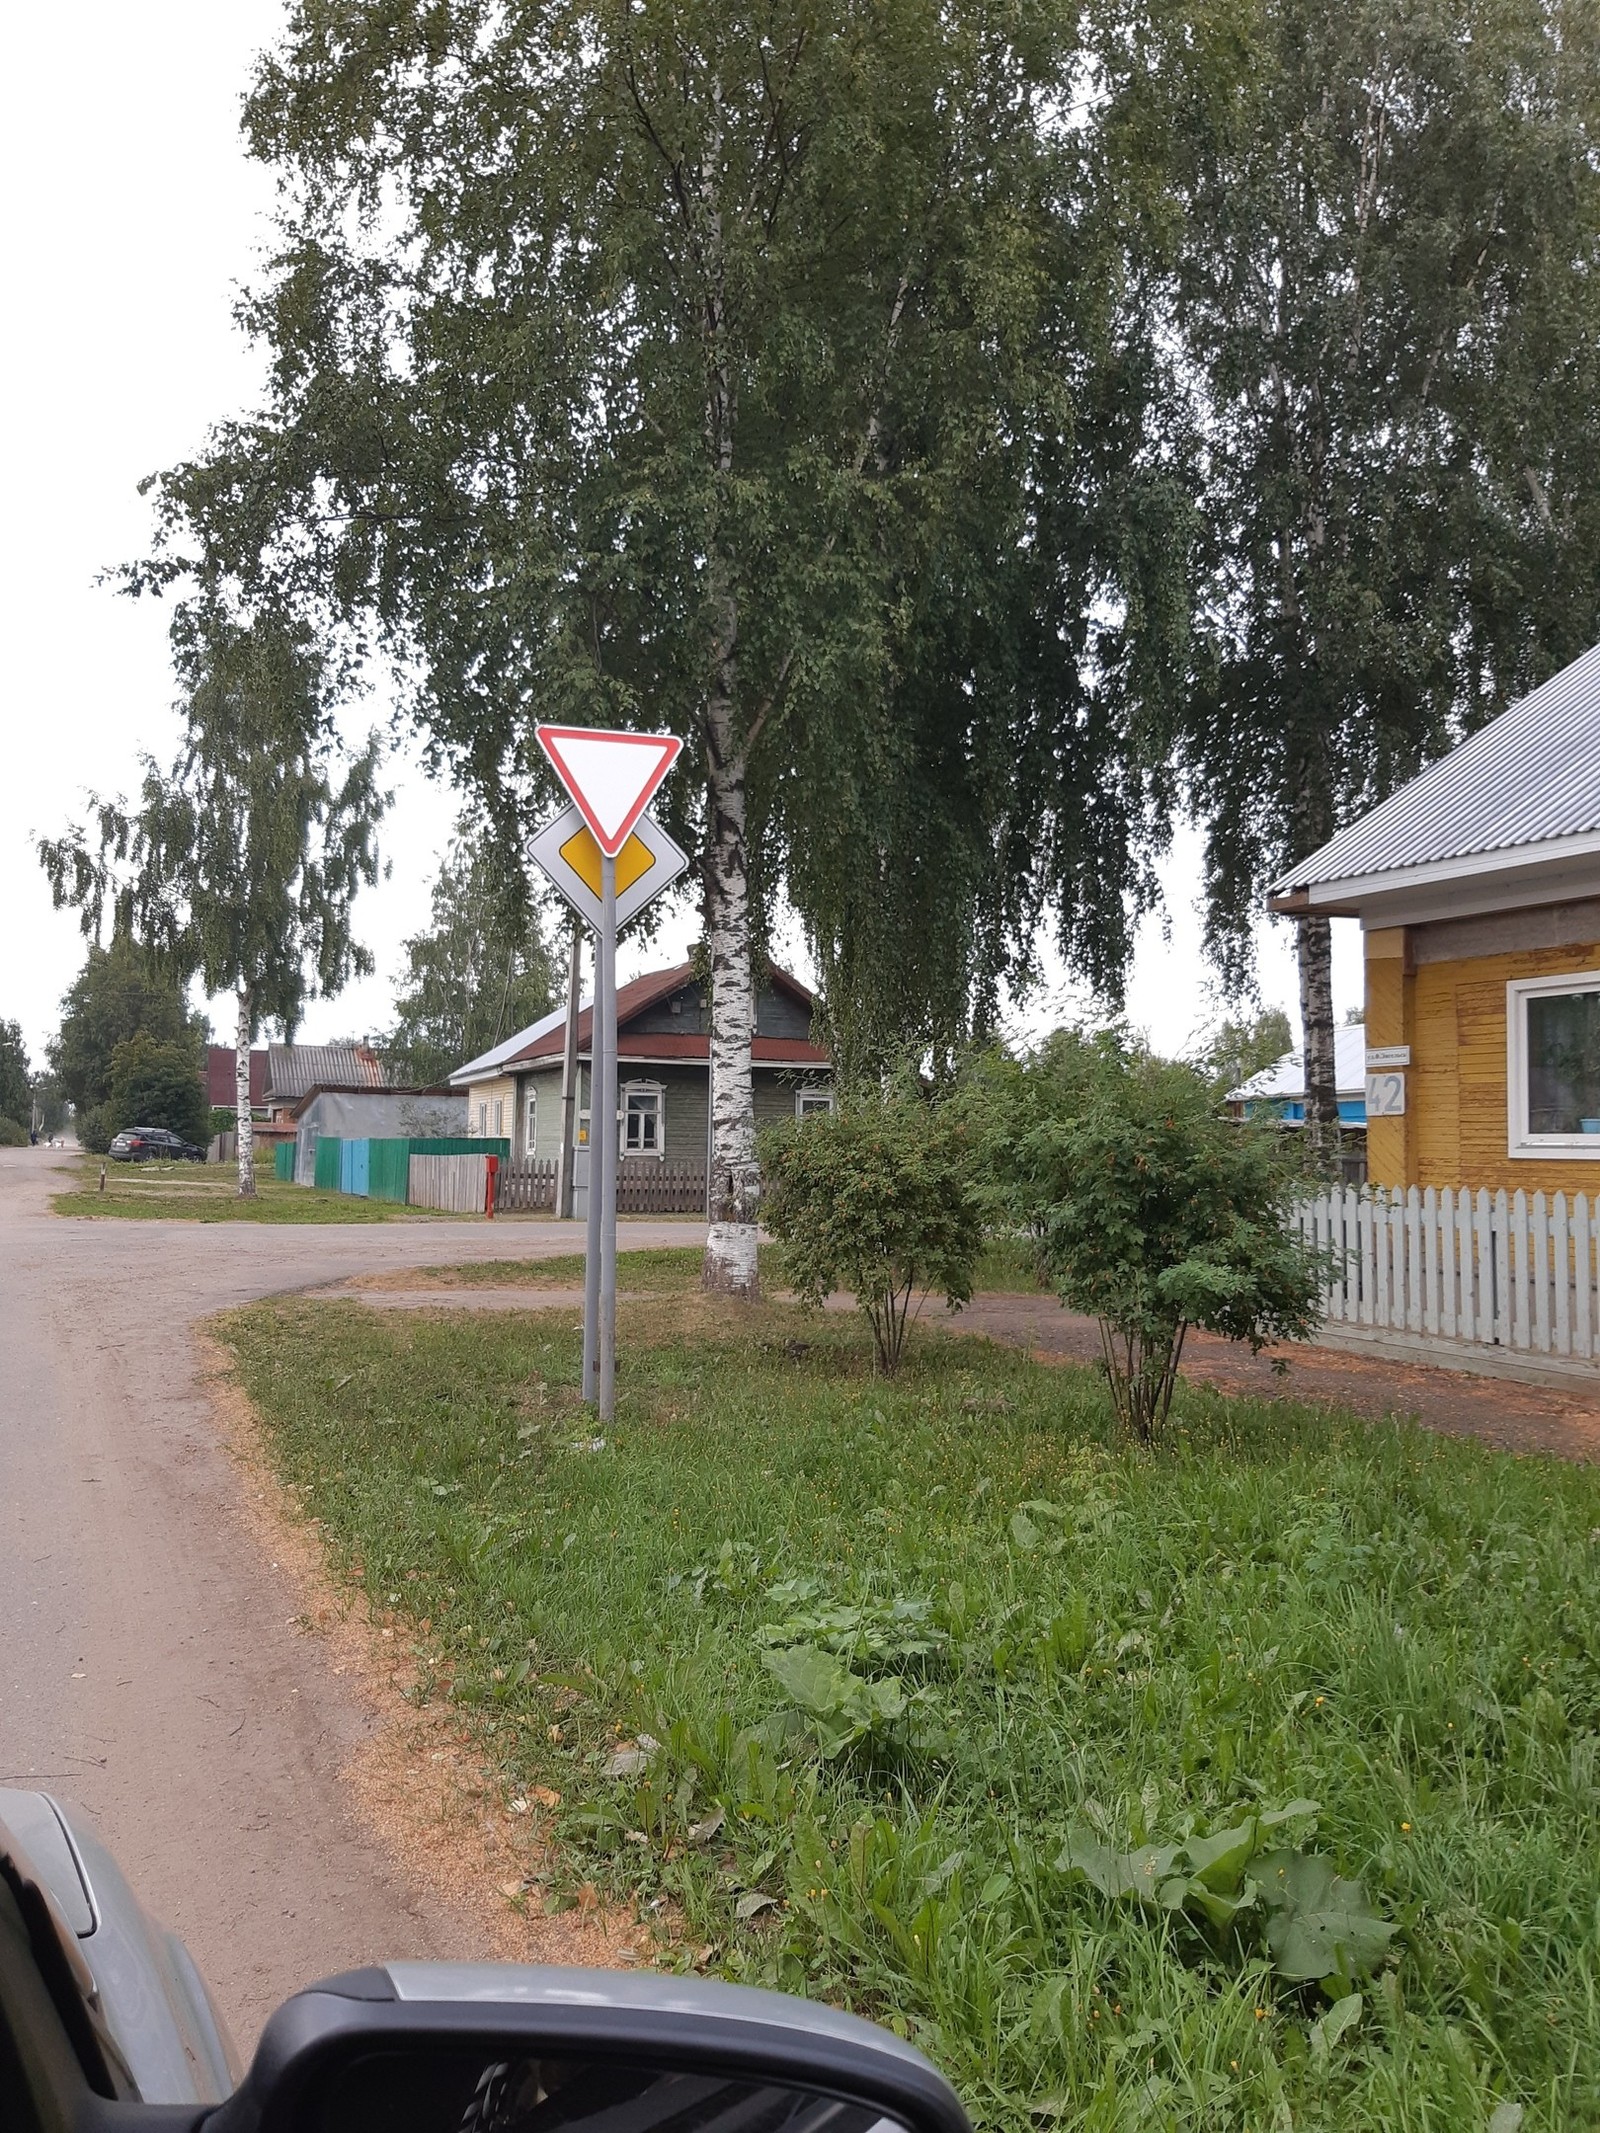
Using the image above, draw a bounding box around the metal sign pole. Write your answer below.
[598,852,619,1423]
[581,919,603,1403]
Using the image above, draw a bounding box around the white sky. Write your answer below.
[0,2,1360,1074]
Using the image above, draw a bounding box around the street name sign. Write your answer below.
[535,724,683,856]
[529,803,689,934]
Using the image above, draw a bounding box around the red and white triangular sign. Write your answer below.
[535,725,683,858]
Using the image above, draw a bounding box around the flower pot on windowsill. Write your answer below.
[1581,1119,1600,1135]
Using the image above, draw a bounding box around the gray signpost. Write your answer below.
[530,726,686,1421]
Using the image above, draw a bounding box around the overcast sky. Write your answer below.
[0,2,1360,1074]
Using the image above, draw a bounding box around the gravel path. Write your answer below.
[0,1146,696,2050]
[936,1293,1600,1462]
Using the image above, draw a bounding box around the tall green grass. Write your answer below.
[218,1286,1600,2130]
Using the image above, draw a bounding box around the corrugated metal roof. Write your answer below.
[449,1002,580,1088]
[265,1043,388,1102]
[1228,1023,1369,1103]
[1275,638,1600,892]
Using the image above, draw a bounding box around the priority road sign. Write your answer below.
[528,803,689,935]
[527,728,686,1426]
[535,724,683,857]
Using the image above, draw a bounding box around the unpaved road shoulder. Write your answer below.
[0,1147,695,2048]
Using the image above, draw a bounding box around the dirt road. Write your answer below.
[0,1146,697,2051]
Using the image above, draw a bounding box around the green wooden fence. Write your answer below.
[311,1134,509,1201]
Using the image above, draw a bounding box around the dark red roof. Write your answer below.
[206,1045,269,1108]
[509,962,825,1068]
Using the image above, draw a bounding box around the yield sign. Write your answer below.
[535,724,683,858]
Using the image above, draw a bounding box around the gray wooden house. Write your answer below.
[449,962,832,1204]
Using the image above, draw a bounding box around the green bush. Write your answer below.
[760,1084,982,1373]
[76,1103,114,1155]
[107,1033,210,1145]
[0,1116,28,1147]
[210,1106,237,1139]
[1020,1046,1328,1441]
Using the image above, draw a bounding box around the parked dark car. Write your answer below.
[107,1127,206,1164]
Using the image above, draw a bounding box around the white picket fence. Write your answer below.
[1295,1185,1600,1362]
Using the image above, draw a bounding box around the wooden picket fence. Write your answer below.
[487,1155,706,1214]
[494,1158,558,1212]
[408,1152,492,1215]
[1295,1184,1600,1362]
[617,1159,707,1214]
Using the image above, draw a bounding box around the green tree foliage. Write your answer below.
[29,1073,66,1138]
[0,1020,30,1130]
[1019,1047,1328,1440]
[378,831,556,1089]
[48,935,197,1122]
[951,1029,1106,1239]
[760,1087,982,1374]
[107,1033,210,1146]
[40,613,386,1198]
[135,0,1195,1288]
[1201,1008,1295,1096]
[1110,0,1600,1119]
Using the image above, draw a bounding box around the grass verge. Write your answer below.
[370,1238,1047,1293]
[53,1159,438,1222]
[212,1286,1600,2130]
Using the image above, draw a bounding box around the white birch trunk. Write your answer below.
[703,717,759,1295]
[695,106,758,1297]
[235,986,257,1199]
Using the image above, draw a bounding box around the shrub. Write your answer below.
[107,1033,210,1145]
[760,1085,982,1374]
[76,1103,114,1155]
[1024,1046,1329,1441]
[0,1116,27,1147]
[950,1029,1106,1238]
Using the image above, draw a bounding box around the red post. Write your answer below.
[485,1152,499,1218]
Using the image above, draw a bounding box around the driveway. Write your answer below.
[0,1146,698,2051]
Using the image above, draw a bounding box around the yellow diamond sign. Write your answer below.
[529,802,690,933]
[559,823,655,901]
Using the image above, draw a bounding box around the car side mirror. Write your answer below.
[201,1966,971,2133]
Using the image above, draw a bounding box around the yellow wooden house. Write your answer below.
[1271,641,1600,1194]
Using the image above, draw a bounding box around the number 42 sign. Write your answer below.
[1366,1070,1406,1117]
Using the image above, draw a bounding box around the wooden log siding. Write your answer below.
[408,1153,491,1214]
[1295,1185,1600,1362]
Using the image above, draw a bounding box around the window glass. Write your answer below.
[1528,989,1600,1134]
[493,1098,504,1138]
[797,1089,833,1118]
[478,1102,487,1136]
[525,1094,537,1153]
[624,1087,662,1153]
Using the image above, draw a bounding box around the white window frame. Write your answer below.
[621,1079,665,1158]
[524,1090,537,1157]
[796,1086,834,1119]
[477,1100,488,1138]
[492,1097,504,1140]
[1507,968,1600,1158]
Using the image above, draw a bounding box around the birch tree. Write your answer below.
[1117,0,1600,1125]
[39,615,386,1197]
[132,0,1193,1292]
